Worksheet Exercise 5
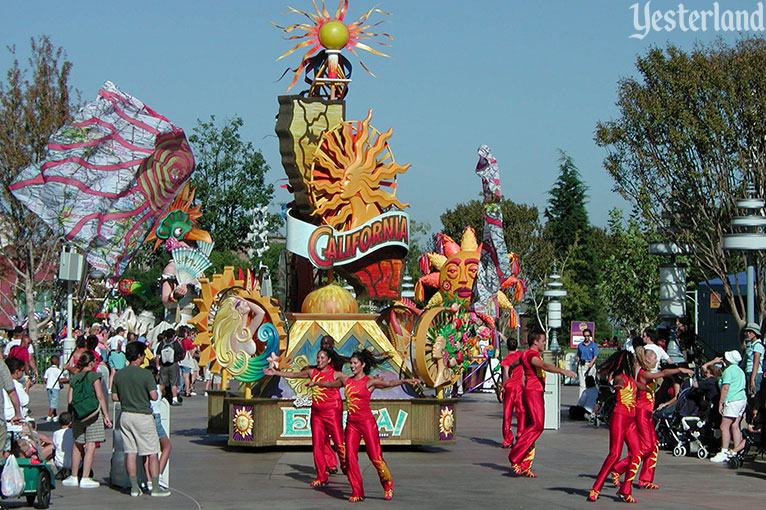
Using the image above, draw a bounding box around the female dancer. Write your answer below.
[309,349,419,502]
[611,346,692,490]
[589,350,642,503]
[264,349,346,487]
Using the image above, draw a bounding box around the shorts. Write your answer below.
[159,364,180,387]
[153,413,167,439]
[179,365,192,374]
[722,399,747,418]
[47,388,60,411]
[118,411,160,455]
[73,411,105,444]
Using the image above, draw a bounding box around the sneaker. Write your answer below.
[62,476,79,487]
[130,487,143,497]
[45,416,52,422]
[710,450,731,463]
[151,487,171,498]
[146,481,153,491]
[190,391,197,396]
[52,416,59,422]
[79,477,100,488]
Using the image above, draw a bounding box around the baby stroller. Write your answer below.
[2,420,56,508]
[590,377,616,428]
[728,429,764,468]
[656,387,716,459]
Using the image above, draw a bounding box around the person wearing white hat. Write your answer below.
[709,350,747,463]
[743,322,764,396]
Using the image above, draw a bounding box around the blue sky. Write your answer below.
[0,0,754,233]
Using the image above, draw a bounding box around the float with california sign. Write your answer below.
[286,208,409,268]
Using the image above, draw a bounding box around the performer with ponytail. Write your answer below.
[308,349,419,502]
[264,348,346,487]
[500,335,524,448]
[610,346,693,490]
[589,350,642,503]
[318,335,347,473]
[507,331,576,477]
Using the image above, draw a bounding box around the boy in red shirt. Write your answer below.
[500,336,524,448]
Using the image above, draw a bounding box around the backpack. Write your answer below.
[160,341,176,366]
[70,373,99,420]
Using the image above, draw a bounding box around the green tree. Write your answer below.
[545,151,590,253]
[189,116,277,253]
[404,219,432,278]
[543,151,607,337]
[595,37,766,330]
[0,36,76,340]
[597,208,659,331]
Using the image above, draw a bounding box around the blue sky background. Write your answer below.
[0,0,754,233]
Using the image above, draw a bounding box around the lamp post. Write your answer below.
[722,183,766,325]
[543,265,567,351]
[58,245,84,364]
[649,236,687,362]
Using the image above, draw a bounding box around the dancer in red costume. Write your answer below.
[500,335,524,448]
[507,331,576,477]
[589,350,643,503]
[319,335,348,474]
[264,348,346,487]
[611,346,692,490]
[309,349,418,502]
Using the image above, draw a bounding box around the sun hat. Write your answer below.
[724,350,742,365]
[744,322,761,335]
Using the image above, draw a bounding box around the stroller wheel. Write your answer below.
[697,446,708,460]
[673,445,687,457]
[728,456,742,469]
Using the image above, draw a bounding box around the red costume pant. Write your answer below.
[592,412,641,496]
[502,382,525,446]
[345,414,392,499]
[612,409,656,484]
[508,390,544,471]
[311,402,346,483]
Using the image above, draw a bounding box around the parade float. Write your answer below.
[198,0,526,448]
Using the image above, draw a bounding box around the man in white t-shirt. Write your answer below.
[3,327,34,357]
[108,327,127,353]
[642,328,671,373]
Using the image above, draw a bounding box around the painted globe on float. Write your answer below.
[301,284,359,314]
[318,20,350,50]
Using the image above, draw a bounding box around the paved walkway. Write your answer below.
[19,384,765,509]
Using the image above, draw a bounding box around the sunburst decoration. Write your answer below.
[274,0,393,93]
[309,109,409,230]
[233,406,254,439]
[438,406,455,437]
[189,266,286,374]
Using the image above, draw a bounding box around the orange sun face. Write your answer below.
[274,0,393,92]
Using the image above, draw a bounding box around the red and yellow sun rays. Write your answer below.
[274,0,393,92]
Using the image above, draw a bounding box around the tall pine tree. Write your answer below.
[544,151,608,341]
[545,151,589,252]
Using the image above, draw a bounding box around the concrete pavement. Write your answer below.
[21,384,765,510]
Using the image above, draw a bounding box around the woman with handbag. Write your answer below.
[62,351,112,488]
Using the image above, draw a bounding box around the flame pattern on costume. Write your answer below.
[592,375,641,499]
[617,378,637,413]
[612,369,659,486]
[344,376,393,500]
[310,367,346,483]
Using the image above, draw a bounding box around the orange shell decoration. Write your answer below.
[301,284,359,314]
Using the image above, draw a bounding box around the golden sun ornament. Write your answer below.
[309,109,409,230]
[274,0,393,92]
[233,407,254,437]
[439,407,455,437]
